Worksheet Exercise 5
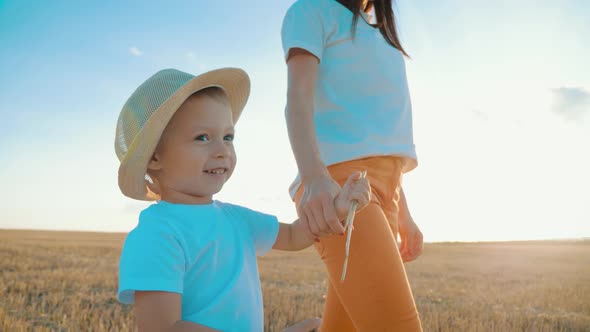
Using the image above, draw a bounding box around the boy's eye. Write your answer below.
[195,134,209,141]
[224,134,234,142]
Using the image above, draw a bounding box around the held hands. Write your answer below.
[297,171,371,239]
[298,175,342,238]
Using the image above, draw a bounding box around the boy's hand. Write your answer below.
[334,171,371,221]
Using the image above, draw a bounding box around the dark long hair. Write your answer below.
[336,0,409,57]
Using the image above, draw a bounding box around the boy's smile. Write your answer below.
[147,89,236,204]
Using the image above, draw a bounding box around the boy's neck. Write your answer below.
[159,191,214,205]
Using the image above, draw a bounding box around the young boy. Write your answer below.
[114,68,370,332]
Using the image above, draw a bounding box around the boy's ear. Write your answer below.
[147,153,163,171]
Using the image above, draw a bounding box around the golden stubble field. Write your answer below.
[1,229,589,331]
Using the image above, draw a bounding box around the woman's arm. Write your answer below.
[286,49,326,182]
[134,292,218,332]
[285,48,344,238]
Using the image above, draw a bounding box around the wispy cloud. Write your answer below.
[470,109,488,122]
[552,87,590,121]
[129,47,143,56]
[186,52,194,58]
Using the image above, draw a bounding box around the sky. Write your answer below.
[0,0,588,242]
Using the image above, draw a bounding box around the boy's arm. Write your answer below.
[135,291,219,332]
[273,172,370,251]
[273,219,315,251]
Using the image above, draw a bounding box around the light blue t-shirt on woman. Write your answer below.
[281,0,418,197]
[117,200,279,331]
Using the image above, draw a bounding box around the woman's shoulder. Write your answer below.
[286,0,339,17]
[284,0,351,33]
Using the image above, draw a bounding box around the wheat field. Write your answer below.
[1,229,589,332]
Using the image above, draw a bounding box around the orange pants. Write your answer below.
[294,157,422,332]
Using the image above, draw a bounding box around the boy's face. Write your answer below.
[148,94,236,204]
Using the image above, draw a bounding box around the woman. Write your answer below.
[281,0,424,330]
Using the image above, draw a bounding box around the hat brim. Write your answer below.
[118,67,250,201]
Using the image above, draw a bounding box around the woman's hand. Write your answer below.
[398,214,423,262]
[298,175,344,239]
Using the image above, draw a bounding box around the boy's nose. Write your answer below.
[213,141,232,158]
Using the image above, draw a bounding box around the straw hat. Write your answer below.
[114,68,250,200]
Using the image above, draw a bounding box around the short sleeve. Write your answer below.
[117,219,185,304]
[281,0,326,62]
[234,206,279,257]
